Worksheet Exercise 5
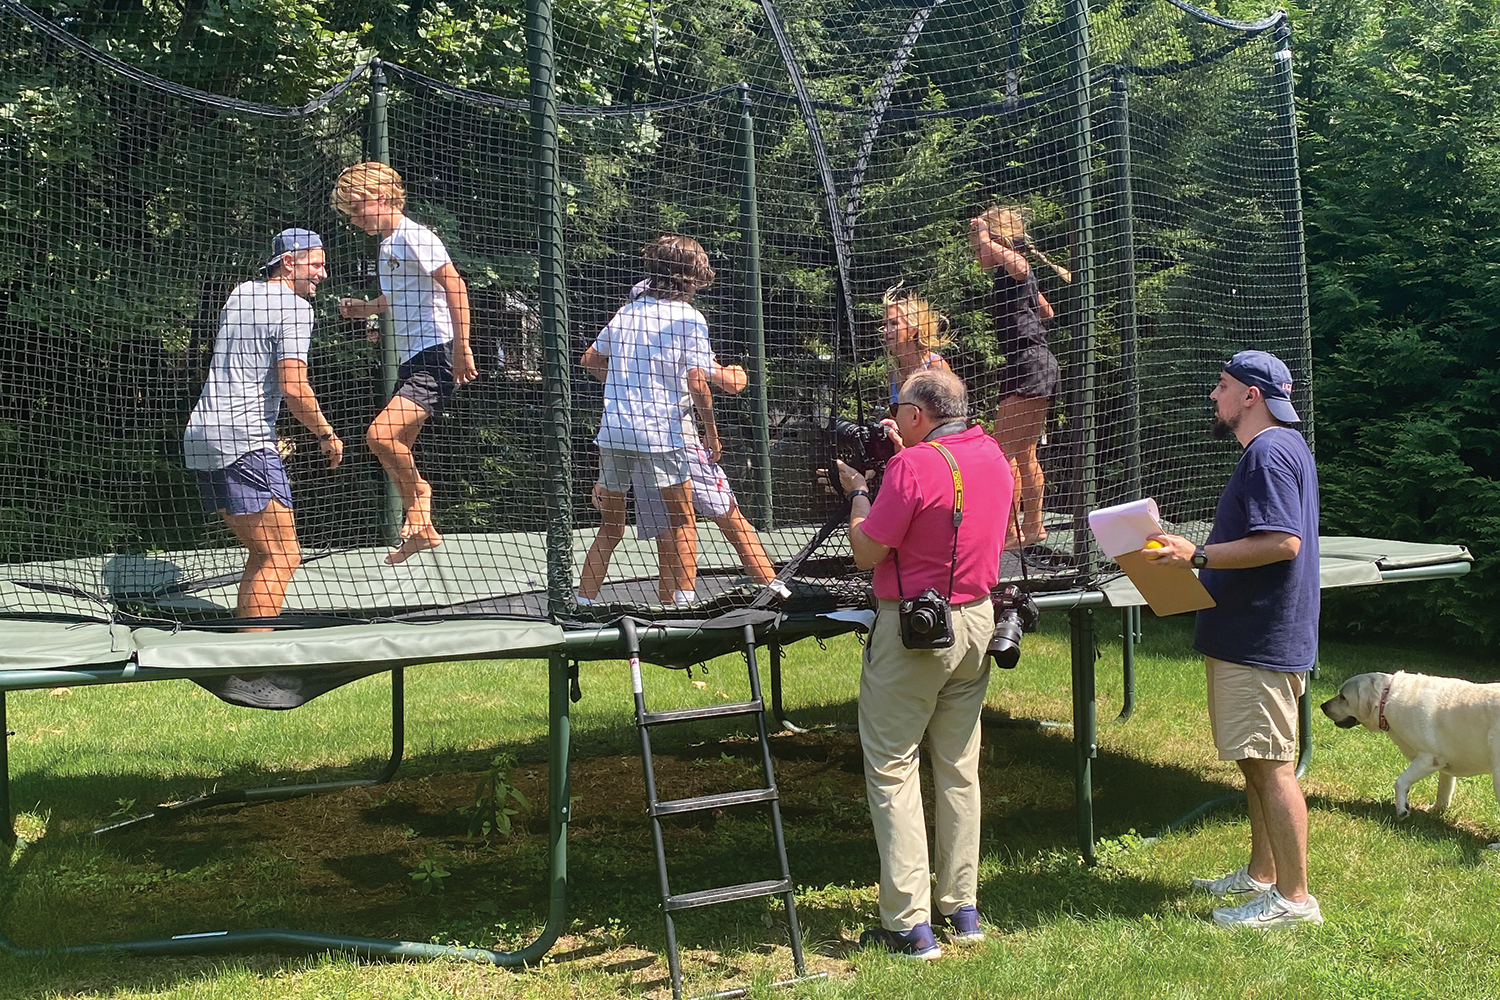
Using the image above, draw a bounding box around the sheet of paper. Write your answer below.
[1087,498,1164,559]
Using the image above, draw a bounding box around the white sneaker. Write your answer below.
[1192,864,1274,897]
[1212,888,1323,929]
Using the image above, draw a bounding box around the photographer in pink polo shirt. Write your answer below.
[831,368,1013,958]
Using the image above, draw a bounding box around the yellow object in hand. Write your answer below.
[1144,540,1165,550]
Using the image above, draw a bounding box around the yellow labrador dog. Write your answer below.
[1321,670,1500,847]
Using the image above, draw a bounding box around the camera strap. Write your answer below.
[892,440,963,603]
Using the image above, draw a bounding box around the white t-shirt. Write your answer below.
[379,216,455,363]
[591,296,714,454]
[184,281,312,470]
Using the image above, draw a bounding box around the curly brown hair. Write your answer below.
[639,234,715,302]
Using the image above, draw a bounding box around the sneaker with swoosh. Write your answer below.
[1192,864,1274,898]
[1212,887,1323,929]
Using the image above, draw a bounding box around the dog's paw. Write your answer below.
[1395,806,1411,819]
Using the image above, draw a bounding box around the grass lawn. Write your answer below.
[3,611,1500,999]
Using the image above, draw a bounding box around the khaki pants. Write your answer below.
[859,596,994,931]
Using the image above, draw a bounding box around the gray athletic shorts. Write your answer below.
[634,442,737,539]
[598,446,689,493]
[197,447,293,516]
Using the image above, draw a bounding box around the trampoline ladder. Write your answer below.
[618,618,820,1000]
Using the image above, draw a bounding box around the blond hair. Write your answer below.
[882,283,951,354]
[979,203,1072,283]
[979,204,1029,243]
[641,234,715,302]
[331,161,406,215]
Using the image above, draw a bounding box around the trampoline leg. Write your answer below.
[1294,660,1314,780]
[768,642,805,734]
[1116,606,1139,723]
[526,650,572,960]
[1,690,12,850]
[1071,607,1097,864]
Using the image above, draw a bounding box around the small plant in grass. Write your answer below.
[107,798,138,820]
[461,752,530,840]
[409,846,451,894]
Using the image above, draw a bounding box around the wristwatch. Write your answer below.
[846,488,870,502]
[1191,544,1209,570]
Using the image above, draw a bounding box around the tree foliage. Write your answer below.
[1292,0,1500,647]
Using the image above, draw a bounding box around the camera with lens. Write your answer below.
[987,584,1041,668]
[899,587,955,649]
[828,415,898,475]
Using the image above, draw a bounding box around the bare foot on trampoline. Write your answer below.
[401,490,434,539]
[386,527,442,565]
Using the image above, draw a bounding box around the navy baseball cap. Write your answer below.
[1224,349,1300,423]
[262,228,323,274]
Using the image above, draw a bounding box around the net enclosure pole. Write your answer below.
[738,83,773,531]
[1064,0,1098,576]
[1109,72,1140,501]
[369,61,404,545]
[528,0,573,616]
[1271,20,1314,450]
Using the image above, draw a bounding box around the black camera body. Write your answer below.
[900,587,955,649]
[829,415,898,474]
[988,584,1041,668]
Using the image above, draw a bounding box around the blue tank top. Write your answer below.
[890,352,944,405]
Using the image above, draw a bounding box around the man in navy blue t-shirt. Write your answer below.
[1145,350,1322,930]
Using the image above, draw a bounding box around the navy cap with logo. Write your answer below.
[1223,349,1300,424]
[261,227,323,275]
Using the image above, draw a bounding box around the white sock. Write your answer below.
[576,593,596,606]
[673,589,696,607]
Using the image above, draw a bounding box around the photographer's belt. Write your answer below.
[893,441,963,603]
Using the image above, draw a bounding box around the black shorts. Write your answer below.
[395,344,455,418]
[1001,345,1060,400]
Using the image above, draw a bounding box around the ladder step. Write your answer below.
[652,787,777,817]
[665,878,793,912]
[641,699,764,726]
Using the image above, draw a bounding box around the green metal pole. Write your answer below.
[1064,0,1097,576]
[1109,73,1140,500]
[542,650,572,944]
[528,0,573,616]
[369,61,403,546]
[738,84,773,531]
[1271,20,1314,451]
[1070,606,1097,863]
[0,691,11,849]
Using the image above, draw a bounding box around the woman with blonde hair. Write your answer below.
[969,204,1068,546]
[881,283,952,409]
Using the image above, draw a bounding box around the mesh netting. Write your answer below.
[0,0,1308,627]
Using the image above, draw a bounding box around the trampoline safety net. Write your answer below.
[0,0,1309,627]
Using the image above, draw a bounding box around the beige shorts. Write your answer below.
[1205,657,1307,762]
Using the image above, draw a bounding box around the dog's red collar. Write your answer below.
[1377,682,1392,732]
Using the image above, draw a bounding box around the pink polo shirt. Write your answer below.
[859,424,1013,604]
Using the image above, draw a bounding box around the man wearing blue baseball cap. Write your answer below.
[1143,349,1322,929]
[185,228,344,627]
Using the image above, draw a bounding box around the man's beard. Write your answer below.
[1210,412,1236,440]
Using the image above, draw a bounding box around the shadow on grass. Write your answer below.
[1307,791,1500,859]
[0,690,1255,994]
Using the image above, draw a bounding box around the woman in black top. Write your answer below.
[969,205,1068,546]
